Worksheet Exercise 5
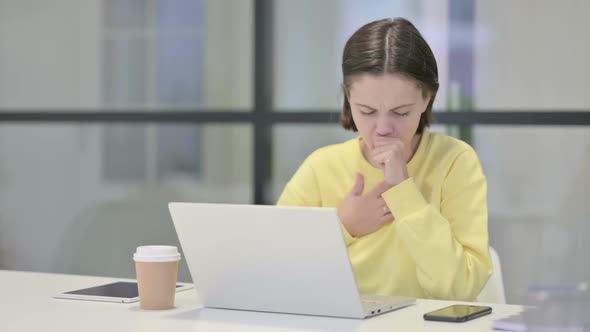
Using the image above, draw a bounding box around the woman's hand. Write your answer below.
[338,173,394,237]
[371,137,410,186]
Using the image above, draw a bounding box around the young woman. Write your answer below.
[277,18,492,301]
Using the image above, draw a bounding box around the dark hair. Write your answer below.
[340,18,439,134]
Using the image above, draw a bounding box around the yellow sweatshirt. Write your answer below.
[277,130,492,301]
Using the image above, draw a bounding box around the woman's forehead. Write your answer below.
[349,73,423,105]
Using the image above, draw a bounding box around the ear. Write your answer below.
[420,93,433,114]
[420,101,429,114]
[341,83,351,100]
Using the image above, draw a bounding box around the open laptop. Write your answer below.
[168,202,415,319]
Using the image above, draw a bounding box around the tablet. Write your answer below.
[53,281,193,303]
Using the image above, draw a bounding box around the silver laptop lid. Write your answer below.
[169,203,366,318]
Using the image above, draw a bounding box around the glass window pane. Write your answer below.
[273,0,443,111]
[473,126,590,303]
[474,1,590,110]
[202,0,253,109]
[0,124,252,282]
[159,0,204,30]
[103,0,150,30]
[157,35,205,106]
[103,125,147,181]
[157,125,203,179]
[102,38,149,106]
[0,0,252,110]
[273,0,590,113]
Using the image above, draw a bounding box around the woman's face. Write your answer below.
[348,73,430,156]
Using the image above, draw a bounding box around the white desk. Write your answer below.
[1,270,522,331]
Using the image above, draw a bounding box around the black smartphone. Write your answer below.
[423,304,492,322]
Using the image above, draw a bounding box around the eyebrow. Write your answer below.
[355,103,415,112]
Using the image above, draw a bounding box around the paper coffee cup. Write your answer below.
[134,245,181,310]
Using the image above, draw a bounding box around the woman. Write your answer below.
[277,18,492,301]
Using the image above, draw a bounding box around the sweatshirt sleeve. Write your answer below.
[381,148,493,301]
[276,154,357,246]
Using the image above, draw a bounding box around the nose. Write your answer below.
[375,115,393,136]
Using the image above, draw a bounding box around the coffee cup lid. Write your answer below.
[133,245,181,262]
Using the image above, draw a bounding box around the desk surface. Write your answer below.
[1,270,522,331]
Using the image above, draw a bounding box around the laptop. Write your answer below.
[168,202,415,319]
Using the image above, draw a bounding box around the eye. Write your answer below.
[360,109,376,115]
[395,112,410,117]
